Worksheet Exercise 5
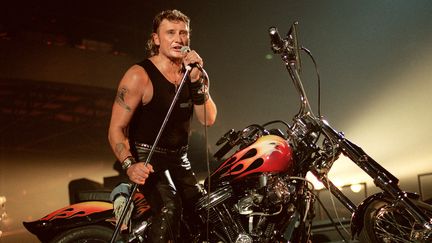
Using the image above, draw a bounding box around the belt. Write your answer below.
[134,142,188,155]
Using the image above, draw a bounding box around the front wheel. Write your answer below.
[358,198,432,243]
[49,225,120,243]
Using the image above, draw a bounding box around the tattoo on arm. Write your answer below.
[115,87,132,112]
[115,142,127,158]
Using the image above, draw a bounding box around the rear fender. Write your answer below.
[23,201,114,242]
[350,191,420,238]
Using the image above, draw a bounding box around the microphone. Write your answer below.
[268,26,286,54]
[180,45,192,53]
[180,46,203,70]
[180,45,191,53]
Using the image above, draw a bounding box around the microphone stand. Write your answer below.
[109,65,193,243]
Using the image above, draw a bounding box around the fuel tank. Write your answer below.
[209,135,293,187]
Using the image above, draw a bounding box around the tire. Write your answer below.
[49,225,118,243]
[358,197,432,243]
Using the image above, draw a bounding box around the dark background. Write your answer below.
[1,1,432,242]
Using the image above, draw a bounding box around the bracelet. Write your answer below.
[121,156,136,171]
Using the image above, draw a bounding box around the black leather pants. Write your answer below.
[134,144,203,242]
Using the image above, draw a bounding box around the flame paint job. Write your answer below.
[211,135,293,182]
[134,191,151,217]
[40,201,113,221]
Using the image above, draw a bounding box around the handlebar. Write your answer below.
[269,22,313,120]
[213,22,393,179]
[213,124,269,160]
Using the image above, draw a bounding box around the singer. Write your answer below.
[108,9,217,242]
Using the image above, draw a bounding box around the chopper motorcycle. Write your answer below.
[23,22,432,243]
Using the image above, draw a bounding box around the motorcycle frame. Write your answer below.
[280,38,432,238]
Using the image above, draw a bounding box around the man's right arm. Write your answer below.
[108,65,144,160]
[108,65,153,184]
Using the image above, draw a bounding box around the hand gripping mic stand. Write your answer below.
[110,65,194,243]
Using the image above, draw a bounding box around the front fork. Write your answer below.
[318,122,432,236]
[283,180,315,242]
[340,139,432,233]
[311,169,432,241]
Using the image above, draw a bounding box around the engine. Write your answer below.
[195,174,296,243]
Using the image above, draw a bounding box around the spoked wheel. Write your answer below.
[49,225,120,243]
[359,198,432,243]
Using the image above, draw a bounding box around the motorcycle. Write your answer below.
[23,22,432,243]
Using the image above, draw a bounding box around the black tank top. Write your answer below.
[128,59,193,149]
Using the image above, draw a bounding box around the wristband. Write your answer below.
[121,156,136,171]
[190,78,209,105]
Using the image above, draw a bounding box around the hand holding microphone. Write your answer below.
[180,46,204,81]
[180,46,210,105]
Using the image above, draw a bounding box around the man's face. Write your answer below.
[153,19,190,60]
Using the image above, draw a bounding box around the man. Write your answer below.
[108,9,217,242]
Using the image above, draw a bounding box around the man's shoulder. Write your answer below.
[122,63,150,85]
[127,64,146,75]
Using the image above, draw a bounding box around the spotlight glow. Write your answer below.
[350,183,363,193]
[332,48,432,185]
